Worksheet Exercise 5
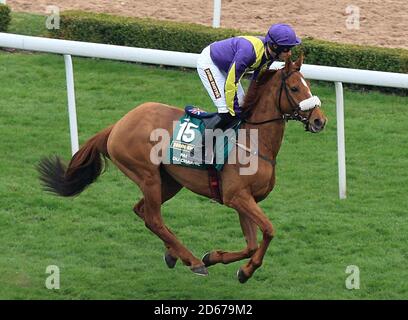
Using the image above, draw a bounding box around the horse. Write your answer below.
[38,53,327,283]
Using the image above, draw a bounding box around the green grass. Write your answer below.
[0,51,407,300]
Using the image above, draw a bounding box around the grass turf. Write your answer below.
[0,50,407,299]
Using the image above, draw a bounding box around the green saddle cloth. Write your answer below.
[167,113,240,171]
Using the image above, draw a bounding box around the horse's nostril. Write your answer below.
[314,118,322,128]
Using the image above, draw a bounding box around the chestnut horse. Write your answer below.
[38,54,327,283]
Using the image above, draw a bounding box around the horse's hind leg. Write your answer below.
[133,168,182,218]
[141,175,208,275]
[112,156,206,274]
[134,171,182,268]
[202,212,258,267]
[134,199,178,268]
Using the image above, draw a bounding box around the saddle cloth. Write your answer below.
[167,106,240,171]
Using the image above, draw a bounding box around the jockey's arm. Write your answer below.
[224,50,255,116]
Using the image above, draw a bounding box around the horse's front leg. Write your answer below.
[202,213,258,267]
[228,191,275,283]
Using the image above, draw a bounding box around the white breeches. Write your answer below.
[196,45,245,114]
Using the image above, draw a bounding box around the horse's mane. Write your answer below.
[241,69,279,119]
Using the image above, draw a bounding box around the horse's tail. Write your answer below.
[38,125,114,197]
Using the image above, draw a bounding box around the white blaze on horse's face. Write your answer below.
[300,77,312,97]
[299,75,321,111]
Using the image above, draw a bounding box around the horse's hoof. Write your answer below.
[202,252,214,267]
[164,252,177,269]
[191,265,209,276]
[237,268,250,284]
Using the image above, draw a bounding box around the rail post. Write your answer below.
[335,81,347,199]
[63,54,79,155]
[213,0,221,28]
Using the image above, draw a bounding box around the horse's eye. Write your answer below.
[291,87,299,92]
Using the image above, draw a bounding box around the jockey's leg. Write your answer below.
[197,46,240,163]
[196,45,228,114]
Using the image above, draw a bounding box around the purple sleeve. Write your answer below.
[225,44,256,115]
[231,48,256,83]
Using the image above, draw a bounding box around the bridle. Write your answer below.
[244,69,320,129]
[237,68,322,166]
[278,70,313,125]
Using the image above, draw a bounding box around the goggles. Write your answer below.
[279,46,293,53]
[268,43,294,56]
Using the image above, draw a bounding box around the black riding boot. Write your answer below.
[205,112,236,131]
[203,112,236,164]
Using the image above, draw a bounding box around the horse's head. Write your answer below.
[276,53,327,133]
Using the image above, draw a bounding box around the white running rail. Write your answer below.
[213,0,222,28]
[1,33,407,199]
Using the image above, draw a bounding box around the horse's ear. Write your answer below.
[294,51,304,70]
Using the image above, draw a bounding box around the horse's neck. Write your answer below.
[243,85,285,160]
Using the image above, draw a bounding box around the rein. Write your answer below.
[243,116,284,125]
[233,136,277,166]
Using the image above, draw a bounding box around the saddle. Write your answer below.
[184,105,217,119]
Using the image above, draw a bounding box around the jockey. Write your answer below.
[197,23,302,130]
